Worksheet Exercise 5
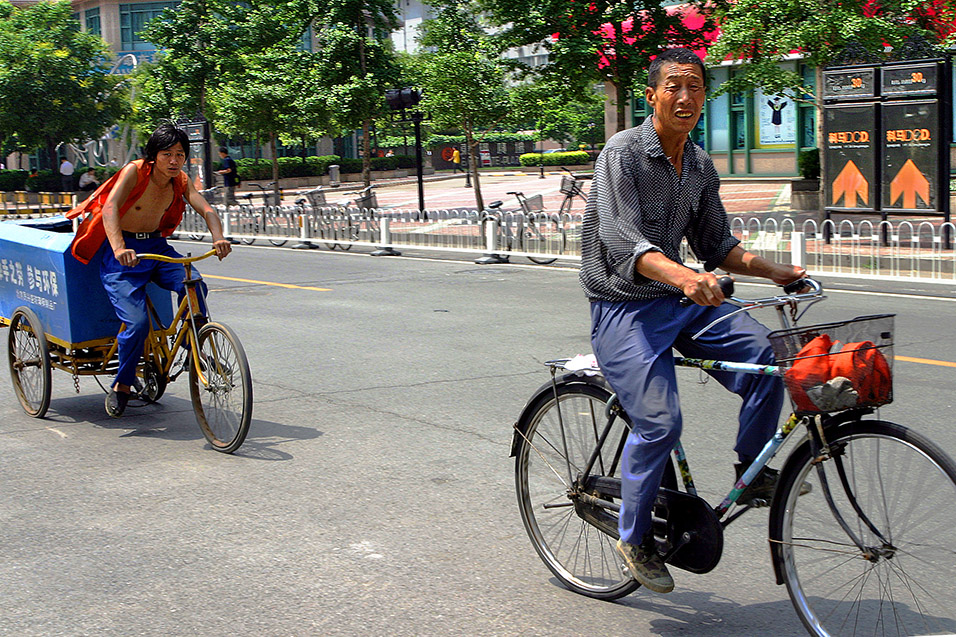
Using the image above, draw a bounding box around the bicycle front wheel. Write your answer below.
[515,380,640,600]
[772,419,956,636]
[525,220,566,265]
[189,322,253,453]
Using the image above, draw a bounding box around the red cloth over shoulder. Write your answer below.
[67,160,189,264]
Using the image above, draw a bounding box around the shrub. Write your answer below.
[798,149,820,180]
[0,169,29,191]
[518,151,591,167]
[25,170,60,192]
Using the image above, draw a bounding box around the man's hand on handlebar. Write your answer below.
[770,264,807,287]
[680,272,726,307]
[115,247,139,267]
[212,238,232,260]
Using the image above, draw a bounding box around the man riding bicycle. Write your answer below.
[579,48,806,594]
[67,123,232,418]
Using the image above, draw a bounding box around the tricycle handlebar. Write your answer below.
[135,249,217,264]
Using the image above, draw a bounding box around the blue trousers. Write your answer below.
[99,237,206,388]
[590,297,783,544]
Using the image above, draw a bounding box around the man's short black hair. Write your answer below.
[144,122,190,163]
[647,48,707,88]
[219,146,228,154]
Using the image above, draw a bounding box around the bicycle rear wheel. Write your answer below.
[771,419,956,636]
[515,379,641,600]
[524,219,566,265]
[189,322,253,453]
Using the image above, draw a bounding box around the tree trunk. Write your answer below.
[614,81,627,133]
[465,129,483,214]
[815,66,826,224]
[45,138,58,173]
[361,119,371,187]
[269,131,280,205]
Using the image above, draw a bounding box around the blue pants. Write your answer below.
[99,237,206,389]
[590,297,784,544]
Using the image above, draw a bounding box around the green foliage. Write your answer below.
[707,0,948,101]
[236,155,341,179]
[479,0,717,132]
[0,169,28,191]
[417,3,511,138]
[0,0,129,163]
[507,75,605,145]
[798,149,821,180]
[25,170,60,192]
[519,150,590,166]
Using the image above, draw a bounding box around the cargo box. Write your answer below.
[0,220,173,347]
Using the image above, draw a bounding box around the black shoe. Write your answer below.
[105,388,130,418]
[735,463,812,507]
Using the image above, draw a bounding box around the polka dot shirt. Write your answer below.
[579,117,739,302]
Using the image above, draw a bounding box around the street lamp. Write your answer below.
[538,136,545,179]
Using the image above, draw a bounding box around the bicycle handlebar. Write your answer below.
[135,249,217,264]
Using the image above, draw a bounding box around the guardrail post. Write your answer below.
[475,214,509,264]
[292,210,317,249]
[371,215,401,256]
[222,210,237,244]
[791,231,806,269]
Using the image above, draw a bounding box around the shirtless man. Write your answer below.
[68,123,231,417]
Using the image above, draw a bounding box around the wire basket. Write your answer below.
[559,176,583,197]
[768,314,895,414]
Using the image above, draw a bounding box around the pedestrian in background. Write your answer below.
[216,147,239,207]
[59,158,75,192]
[452,147,461,173]
[78,168,100,192]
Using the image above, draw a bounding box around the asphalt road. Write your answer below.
[3,243,956,636]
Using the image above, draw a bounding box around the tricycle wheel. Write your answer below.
[189,322,252,453]
[7,306,52,418]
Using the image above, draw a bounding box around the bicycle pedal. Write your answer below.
[748,498,770,508]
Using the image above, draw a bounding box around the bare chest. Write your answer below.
[120,178,177,232]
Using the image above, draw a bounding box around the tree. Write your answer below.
[417,0,512,213]
[708,0,954,213]
[0,0,129,168]
[211,44,327,203]
[481,0,717,134]
[137,0,301,130]
[508,76,605,148]
[311,0,402,187]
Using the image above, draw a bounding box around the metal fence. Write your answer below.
[178,205,956,283]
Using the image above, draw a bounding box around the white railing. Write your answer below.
[178,206,956,283]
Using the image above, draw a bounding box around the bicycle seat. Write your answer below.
[487,201,504,209]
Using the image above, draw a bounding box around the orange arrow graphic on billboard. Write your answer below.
[831,160,868,207]
[889,159,930,209]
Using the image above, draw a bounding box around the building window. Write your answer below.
[798,64,817,148]
[85,7,101,36]
[298,25,313,52]
[120,2,178,51]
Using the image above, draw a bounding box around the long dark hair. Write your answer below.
[144,122,190,162]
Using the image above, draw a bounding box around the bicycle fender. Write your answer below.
[509,372,610,458]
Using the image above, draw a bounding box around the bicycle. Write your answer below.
[235,182,289,247]
[512,277,956,636]
[557,166,591,215]
[6,250,253,454]
[478,194,568,265]
[301,185,378,251]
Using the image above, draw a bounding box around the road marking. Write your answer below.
[46,428,67,438]
[896,355,956,368]
[204,274,331,291]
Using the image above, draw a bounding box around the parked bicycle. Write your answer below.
[512,277,956,636]
[558,166,591,215]
[479,192,567,265]
[298,185,379,251]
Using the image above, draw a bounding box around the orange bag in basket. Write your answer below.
[784,334,832,412]
[830,341,891,404]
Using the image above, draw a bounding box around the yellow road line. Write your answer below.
[204,274,331,292]
[896,355,956,368]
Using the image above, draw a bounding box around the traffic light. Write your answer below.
[385,88,422,111]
